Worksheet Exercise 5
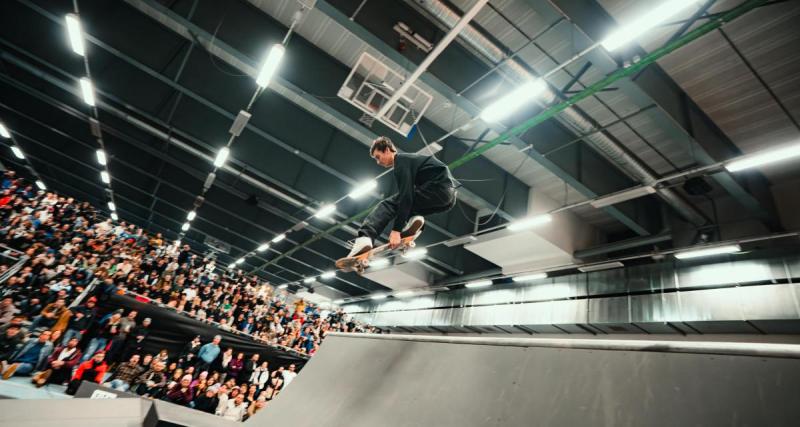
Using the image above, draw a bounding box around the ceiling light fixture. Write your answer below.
[181,222,190,232]
[507,214,552,231]
[110,212,119,221]
[107,201,116,211]
[65,14,85,56]
[403,248,427,260]
[257,243,270,252]
[590,186,656,208]
[314,204,336,219]
[79,77,95,106]
[465,279,493,288]
[95,149,107,165]
[513,273,548,282]
[187,210,196,221]
[35,180,46,190]
[481,79,548,123]
[213,146,229,168]
[271,233,286,243]
[320,271,336,280]
[370,294,388,300]
[674,244,741,260]
[255,44,286,88]
[602,0,701,51]
[10,146,24,159]
[577,261,624,272]
[0,123,10,138]
[100,171,110,184]
[348,180,378,199]
[725,143,800,172]
[303,277,316,284]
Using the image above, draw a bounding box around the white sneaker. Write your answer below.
[347,236,373,258]
[401,216,425,238]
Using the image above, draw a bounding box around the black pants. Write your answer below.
[359,183,456,241]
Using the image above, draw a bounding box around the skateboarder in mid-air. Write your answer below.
[346,136,458,258]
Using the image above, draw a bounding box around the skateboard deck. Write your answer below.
[336,231,421,275]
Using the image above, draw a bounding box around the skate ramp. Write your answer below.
[251,333,800,426]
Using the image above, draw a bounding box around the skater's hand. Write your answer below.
[388,231,402,249]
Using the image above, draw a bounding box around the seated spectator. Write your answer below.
[33,336,82,387]
[106,354,143,392]
[0,296,18,325]
[192,388,219,414]
[1,329,53,379]
[29,298,70,333]
[164,374,193,406]
[66,350,108,395]
[0,324,23,362]
[133,360,167,397]
[217,392,248,421]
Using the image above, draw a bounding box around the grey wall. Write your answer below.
[345,249,800,335]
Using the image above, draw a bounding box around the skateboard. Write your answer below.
[336,219,424,274]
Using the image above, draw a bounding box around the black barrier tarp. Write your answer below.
[98,294,307,368]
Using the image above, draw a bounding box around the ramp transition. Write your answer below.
[251,333,800,426]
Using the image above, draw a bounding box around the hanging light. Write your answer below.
[64,14,85,56]
[100,171,110,183]
[481,79,548,123]
[403,248,427,259]
[79,77,95,106]
[465,279,493,288]
[348,180,377,199]
[35,180,46,190]
[320,271,336,280]
[110,212,119,221]
[513,273,547,282]
[213,146,229,168]
[601,0,702,51]
[236,257,245,265]
[725,143,800,173]
[271,233,286,243]
[674,244,741,260]
[303,277,316,284]
[507,214,552,231]
[181,222,190,232]
[96,149,107,165]
[10,146,25,159]
[314,204,336,219]
[0,123,10,138]
[255,44,286,88]
[257,243,270,252]
[107,201,116,211]
[187,210,196,221]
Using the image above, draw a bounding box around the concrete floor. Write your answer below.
[0,376,70,399]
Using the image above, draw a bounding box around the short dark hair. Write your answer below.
[370,136,396,155]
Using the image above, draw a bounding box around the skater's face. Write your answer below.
[371,148,395,168]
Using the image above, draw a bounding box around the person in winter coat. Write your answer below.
[66,350,108,395]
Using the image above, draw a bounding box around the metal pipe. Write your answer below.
[329,332,800,359]
[415,0,707,226]
[374,0,488,119]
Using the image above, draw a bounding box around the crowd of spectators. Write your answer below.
[0,170,377,421]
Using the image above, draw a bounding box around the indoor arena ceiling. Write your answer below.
[0,0,797,299]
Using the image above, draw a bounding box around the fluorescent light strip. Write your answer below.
[513,273,547,282]
[348,180,377,199]
[257,243,270,252]
[271,233,286,243]
[577,261,624,273]
[213,146,229,168]
[370,294,388,300]
[403,248,427,259]
[303,277,316,284]
[65,14,85,56]
[79,78,95,106]
[236,257,245,264]
[11,146,25,159]
[187,210,196,221]
[481,79,548,123]
[465,280,493,288]
[100,171,110,183]
[107,201,116,211]
[320,271,336,279]
[255,44,286,88]
[110,212,119,221]
[228,263,236,269]
[35,180,46,190]
[0,123,10,138]
[369,258,391,269]
[507,214,552,231]
[314,204,336,219]
[674,244,741,260]
[96,149,107,166]
[278,284,288,289]
[602,0,701,51]
[181,222,190,232]
[394,290,416,298]
[590,186,656,208]
[725,143,800,172]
